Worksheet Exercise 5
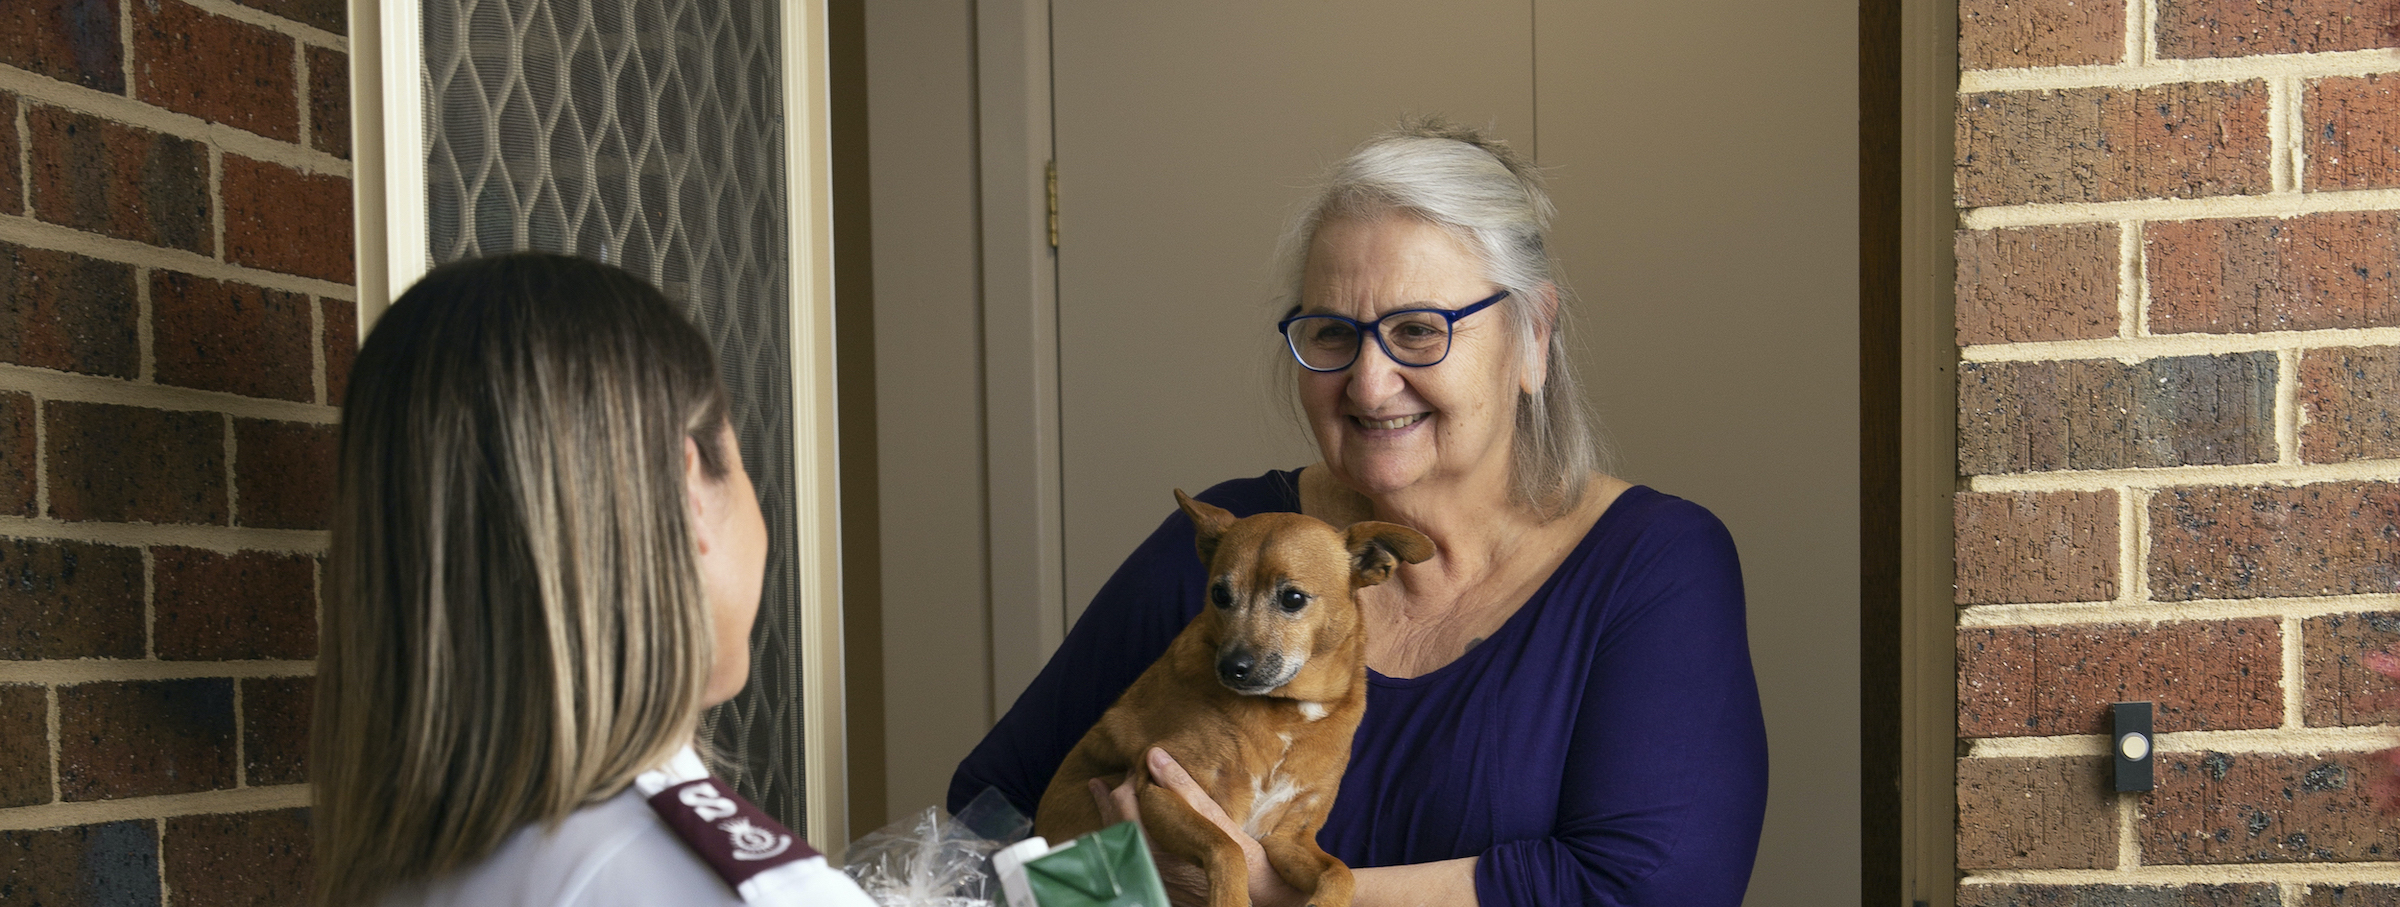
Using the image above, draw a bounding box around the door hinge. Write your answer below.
[1046,160,1059,249]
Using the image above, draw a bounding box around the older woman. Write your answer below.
[950,120,1767,906]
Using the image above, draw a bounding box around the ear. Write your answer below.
[1175,489,1237,566]
[1345,521,1434,588]
[1519,282,1559,396]
[685,435,718,556]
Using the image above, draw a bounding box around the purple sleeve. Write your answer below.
[1471,514,1768,907]
[946,507,1209,818]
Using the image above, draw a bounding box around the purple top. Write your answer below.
[950,471,1767,906]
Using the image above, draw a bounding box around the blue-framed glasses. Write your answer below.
[1277,291,1509,372]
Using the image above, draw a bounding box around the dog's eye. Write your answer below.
[1278,589,1309,612]
[1211,583,1233,608]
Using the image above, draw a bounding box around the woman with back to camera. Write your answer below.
[314,254,873,907]
[950,119,1769,906]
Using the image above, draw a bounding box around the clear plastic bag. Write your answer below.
[840,788,1032,907]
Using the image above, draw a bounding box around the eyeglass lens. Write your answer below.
[1286,311,1454,370]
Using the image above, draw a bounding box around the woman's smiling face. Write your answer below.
[1298,213,1531,503]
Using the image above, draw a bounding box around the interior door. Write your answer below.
[1047,1,1859,903]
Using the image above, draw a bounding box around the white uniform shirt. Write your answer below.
[388,748,876,907]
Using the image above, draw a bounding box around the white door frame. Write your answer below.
[346,0,852,849]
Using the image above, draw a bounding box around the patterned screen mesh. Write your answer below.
[420,0,807,824]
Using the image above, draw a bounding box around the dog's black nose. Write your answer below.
[1217,649,1256,686]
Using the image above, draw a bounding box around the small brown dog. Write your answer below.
[1034,490,1433,907]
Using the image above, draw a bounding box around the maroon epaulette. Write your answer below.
[644,777,821,892]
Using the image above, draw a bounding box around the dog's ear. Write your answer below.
[1345,521,1434,588]
[1176,489,1237,565]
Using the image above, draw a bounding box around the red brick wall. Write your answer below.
[0,0,349,902]
[1955,0,2400,902]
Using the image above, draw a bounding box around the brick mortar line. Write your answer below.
[1963,864,2400,885]
[2127,488,2151,607]
[0,363,341,423]
[2269,78,2296,193]
[2284,615,2306,729]
[1959,592,2400,628]
[311,296,328,404]
[141,548,155,659]
[180,0,347,51]
[1968,725,2400,758]
[152,817,167,907]
[2278,349,2302,464]
[0,65,351,178]
[2117,794,2140,870]
[116,0,135,104]
[0,516,328,553]
[0,214,357,299]
[1962,327,2400,365]
[2281,881,2305,904]
[1966,459,2400,492]
[2119,0,2142,65]
[231,676,245,789]
[44,685,59,805]
[2138,0,2157,64]
[135,267,155,382]
[30,398,45,518]
[222,414,238,526]
[1959,47,2400,93]
[2118,219,2142,337]
[207,145,224,261]
[1961,187,2400,229]
[0,660,314,685]
[12,87,26,214]
[0,783,309,832]
[2288,76,2312,190]
[294,43,312,200]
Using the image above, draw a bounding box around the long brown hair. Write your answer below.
[315,253,733,905]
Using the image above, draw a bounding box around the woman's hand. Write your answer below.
[1088,747,1309,907]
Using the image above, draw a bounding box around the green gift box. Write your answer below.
[1006,822,1170,907]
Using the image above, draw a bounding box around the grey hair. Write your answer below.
[1271,116,1611,518]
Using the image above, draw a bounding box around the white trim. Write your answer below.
[782,0,849,852]
[376,0,430,313]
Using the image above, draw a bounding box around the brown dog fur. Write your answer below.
[1034,490,1434,907]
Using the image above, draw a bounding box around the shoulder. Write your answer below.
[386,789,737,907]
[1595,485,1738,555]
[1191,468,1303,517]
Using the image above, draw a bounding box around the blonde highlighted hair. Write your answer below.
[315,253,733,906]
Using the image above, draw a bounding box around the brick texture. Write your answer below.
[1958,354,2279,475]
[2158,0,2399,58]
[1961,884,2282,907]
[2307,886,2400,906]
[0,242,140,379]
[152,547,315,660]
[0,822,161,906]
[44,401,227,524]
[28,105,213,255]
[235,418,336,529]
[1958,756,2117,869]
[1957,223,2121,344]
[2150,483,2400,601]
[133,0,298,142]
[232,0,343,33]
[309,47,350,159]
[2145,751,2400,863]
[164,809,311,907]
[0,94,19,217]
[0,393,29,516]
[152,271,315,402]
[0,538,145,660]
[2308,74,2400,192]
[1959,0,2124,70]
[1956,490,2119,604]
[1957,82,2272,207]
[242,675,309,785]
[0,0,127,93]
[2303,612,2400,728]
[2147,212,2400,335]
[0,685,49,808]
[325,296,356,402]
[1959,620,2282,736]
[222,154,354,283]
[57,679,235,800]
[2301,347,2400,463]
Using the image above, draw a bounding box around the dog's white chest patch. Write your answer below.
[1298,701,1328,721]
[1241,732,1303,838]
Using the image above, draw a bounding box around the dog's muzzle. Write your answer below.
[1216,645,1297,695]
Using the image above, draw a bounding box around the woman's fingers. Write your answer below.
[1144,748,1239,831]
